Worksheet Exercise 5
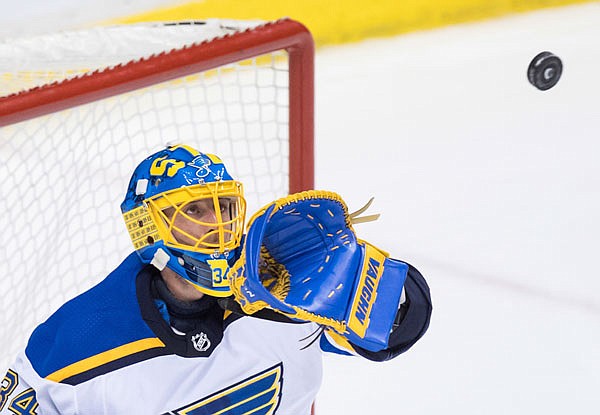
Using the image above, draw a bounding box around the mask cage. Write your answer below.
[148,181,246,254]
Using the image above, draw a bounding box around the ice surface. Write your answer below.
[315,4,600,413]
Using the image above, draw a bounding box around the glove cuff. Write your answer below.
[342,242,408,351]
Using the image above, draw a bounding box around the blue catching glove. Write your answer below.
[230,190,408,352]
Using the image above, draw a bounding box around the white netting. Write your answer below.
[0,21,293,372]
[0,20,265,96]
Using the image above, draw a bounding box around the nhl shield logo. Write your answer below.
[191,332,211,352]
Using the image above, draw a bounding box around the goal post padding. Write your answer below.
[0,18,314,372]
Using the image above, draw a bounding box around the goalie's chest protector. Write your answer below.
[17,254,322,415]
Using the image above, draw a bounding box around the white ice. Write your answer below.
[315,4,600,413]
[2,2,600,413]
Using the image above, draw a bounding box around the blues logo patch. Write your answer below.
[165,363,283,415]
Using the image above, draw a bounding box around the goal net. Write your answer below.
[0,19,314,372]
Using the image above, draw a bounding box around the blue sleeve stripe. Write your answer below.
[45,337,165,383]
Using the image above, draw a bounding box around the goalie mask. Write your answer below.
[121,144,246,297]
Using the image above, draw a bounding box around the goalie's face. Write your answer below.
[163,197,237,247]
[149,182,246,254]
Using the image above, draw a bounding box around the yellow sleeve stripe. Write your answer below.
[46,337,166,382]
[325,329,356,354]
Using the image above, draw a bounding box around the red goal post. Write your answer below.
[0,18,314,371]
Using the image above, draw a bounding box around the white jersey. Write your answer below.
[0,254,340,415]
[5,319,322,414]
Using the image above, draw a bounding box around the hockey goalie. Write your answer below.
[0,144,432,414]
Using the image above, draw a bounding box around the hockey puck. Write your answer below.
[527,51,562,91]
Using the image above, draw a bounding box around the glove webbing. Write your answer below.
[259,246,291,301]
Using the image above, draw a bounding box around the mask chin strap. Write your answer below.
[179,252,215,287]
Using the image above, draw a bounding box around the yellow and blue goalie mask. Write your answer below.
[121,144,246,297]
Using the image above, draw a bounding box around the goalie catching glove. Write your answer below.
[229,190,408,352]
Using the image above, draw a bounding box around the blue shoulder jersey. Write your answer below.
[24,253,161,385]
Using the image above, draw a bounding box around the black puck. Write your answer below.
[527,51,562,91]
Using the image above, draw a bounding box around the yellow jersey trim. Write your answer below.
[45,337,166,383]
